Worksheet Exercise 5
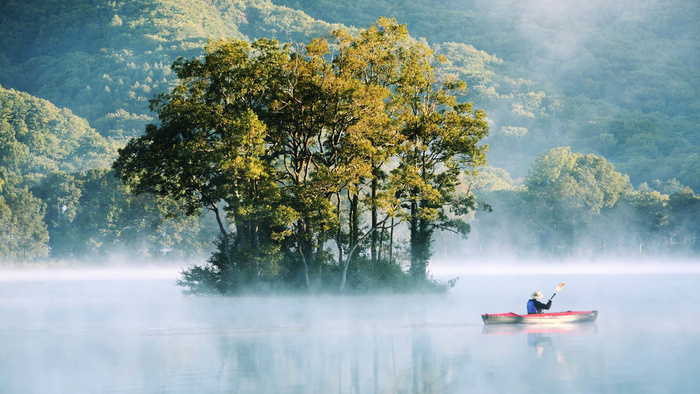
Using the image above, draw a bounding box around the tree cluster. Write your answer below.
[462,148,700,259]
[0,84,215,264]
[114,19,489,294]
[0,85,114,178]
[0,168,217,265]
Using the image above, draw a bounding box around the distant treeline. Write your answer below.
[459,148,700,260]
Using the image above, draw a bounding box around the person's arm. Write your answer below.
[535,299,552,311]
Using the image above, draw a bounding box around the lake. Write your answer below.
[1,263,699,393]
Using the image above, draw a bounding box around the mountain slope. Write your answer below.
[0,84,114,178]
[0,0,339,141]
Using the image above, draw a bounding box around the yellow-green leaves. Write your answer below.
[117,19,490,292]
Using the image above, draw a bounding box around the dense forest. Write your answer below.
[0,0,698,291]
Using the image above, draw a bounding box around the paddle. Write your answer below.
[549,282,566,301]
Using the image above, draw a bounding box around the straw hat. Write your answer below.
[531,290,543,299]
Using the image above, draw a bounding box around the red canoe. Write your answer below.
[481,310,598,325]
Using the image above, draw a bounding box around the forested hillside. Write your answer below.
[0,85,114,178]
[0,87,217,263]
[0,0,698,270]
[0,0,339,141]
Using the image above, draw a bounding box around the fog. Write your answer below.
[2,261,699,393]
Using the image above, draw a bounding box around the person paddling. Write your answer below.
[527,290,552,314]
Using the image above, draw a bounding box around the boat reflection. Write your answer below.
[482,322,597,366]
[481,322,598,336]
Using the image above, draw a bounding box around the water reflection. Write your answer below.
[5,317,604,393]
[480,322,599,387]
[481,322,598,336]
[526,333,551,358]
[3,270,700,393]
[3,325,479,393]
[200,324,477,393]
[0,278,481,393]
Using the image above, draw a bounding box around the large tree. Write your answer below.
[115,19,489,293]
[332,18,489,282]
[391,47,489,279]
[525,147,632,254]
[0,185,49,262]
[115,39,285,292]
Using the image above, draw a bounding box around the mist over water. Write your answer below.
[2,261,699,393]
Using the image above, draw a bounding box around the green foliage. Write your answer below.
[345,255,455,294]
[22,169,216,262]
[523,147,632,253]
[466,154,700,258]
[0,84,216,263]
[668,188,700,252]
[176,263,222,296]
[0,0,336,141]
[527,147,632,215]
[0,185,49,262]
[118,19,487,294]
[0,85,115,177]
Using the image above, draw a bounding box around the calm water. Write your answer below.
[1,264,699,393]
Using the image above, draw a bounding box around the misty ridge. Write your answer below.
[0,0,698,294]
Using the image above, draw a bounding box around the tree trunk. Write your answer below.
[371,177,378,263]
[339,255,349,292]
[297,220,312,290]
[389,217,394,263]
[340,192,357,292]
[336,193,343,265]
[211,203,233,270]
[339,216,388,292]
[298,245,312,290]
[409,199,420,278]
[377,224,385,262]
[350,192,359,249]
